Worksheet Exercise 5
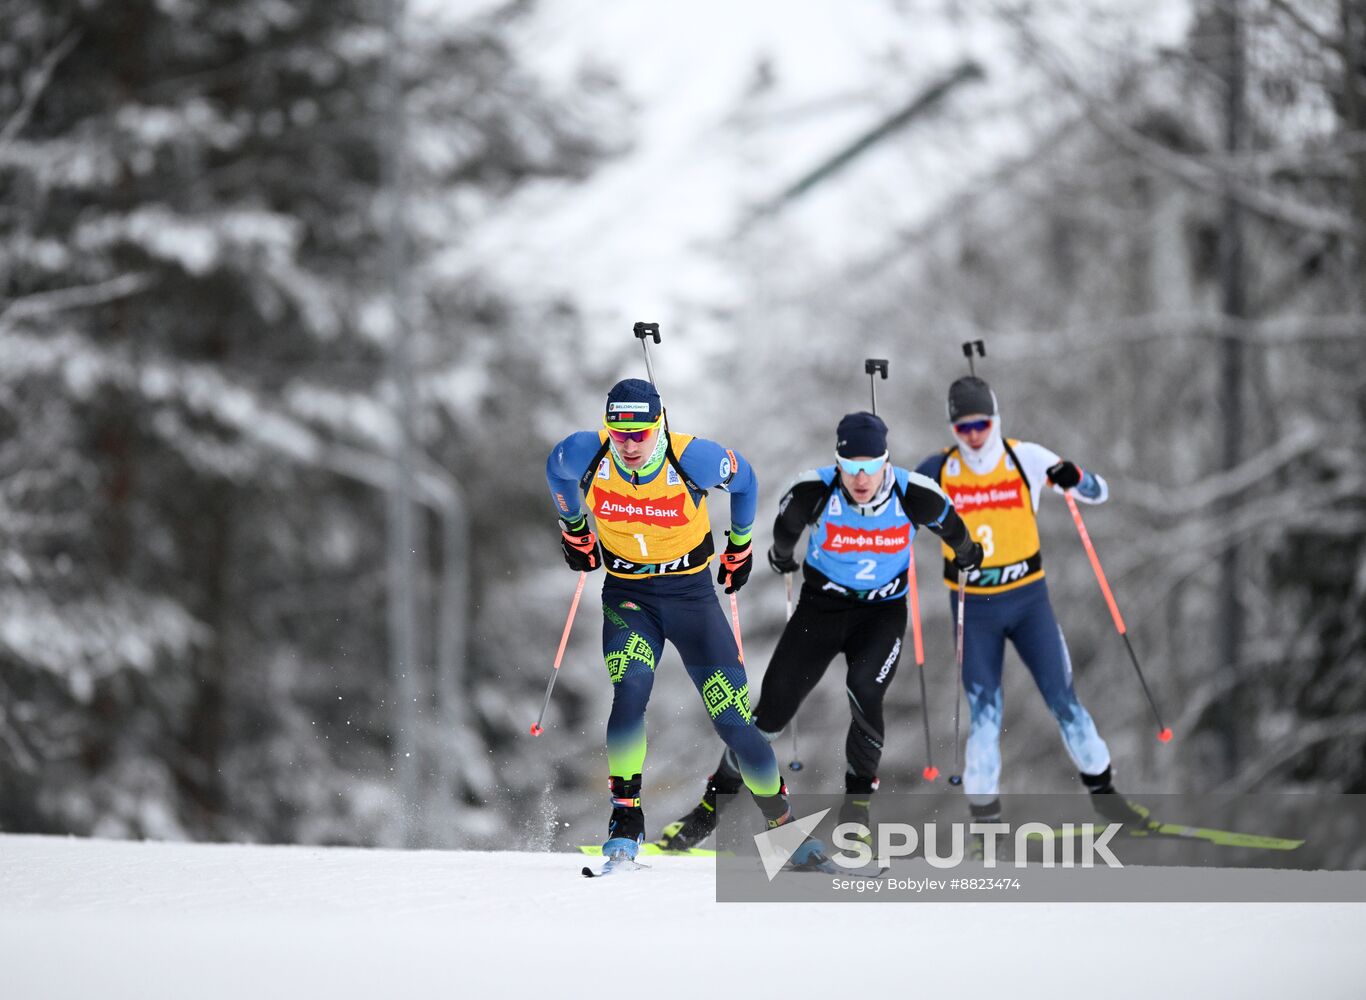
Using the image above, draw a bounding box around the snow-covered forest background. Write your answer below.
[1,0,1362,851]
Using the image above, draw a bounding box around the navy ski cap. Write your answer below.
[604,378,662,427]
[947,376,997,422]
[836,412,888,458]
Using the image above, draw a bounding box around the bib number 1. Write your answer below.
[633,533,649,558]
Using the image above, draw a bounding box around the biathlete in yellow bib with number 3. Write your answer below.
[915,374,1148,832]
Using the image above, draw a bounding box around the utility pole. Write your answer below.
[1341,0,1366,305]
[1217,0,1247,780]
[383,0,421,847]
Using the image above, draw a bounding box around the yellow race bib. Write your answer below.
[937,440,1043,593]
[587,431,713,577]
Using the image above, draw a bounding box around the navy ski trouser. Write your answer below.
[601,570,780,797]
[952,578,1110,803]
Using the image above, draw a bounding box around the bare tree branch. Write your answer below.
[0,675,39,773]
[846,113,1088,284]
[1266,0,1339,52]
[1118,423,1321,517]
[1222,712,1366,792]
[0,30,82,151]
[961,313,1366,366]
[997,6,1362,238]
[0,273,157,335]
[1109,476,1363,627]
[1199,131,1366,178]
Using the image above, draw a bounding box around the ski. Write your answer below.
[579,843,716,857]
[1138,820,1303,851]
[1024,820,1303,852]
[581,852,650,878]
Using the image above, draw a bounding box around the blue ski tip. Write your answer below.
[582,852,650,877]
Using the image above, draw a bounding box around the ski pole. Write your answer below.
[729,591,746,664]
[948,568,967,786]
[864,358,888,414]
[784,573,804,772]
[633,321,661,391]
[960,340,985,378]
[906,553,938,782]
[530,571,588,736]
[1063,491,1173,743]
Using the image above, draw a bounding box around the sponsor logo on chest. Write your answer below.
[967,558,1034,587]
[948,481,1025,512]
[822,523,911,553]
[595,488,687,526]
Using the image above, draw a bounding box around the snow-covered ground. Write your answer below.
[2,834,1362,999]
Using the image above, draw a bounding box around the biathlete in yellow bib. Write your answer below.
[915,375,1145,828]
[545,378,828,867]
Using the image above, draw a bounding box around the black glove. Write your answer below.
[717,537,754,594]
[953,540,985,572]
[559,515,601,572]
[767,546,799,575]
[1046,460,1083,490]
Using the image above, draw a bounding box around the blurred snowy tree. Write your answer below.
[0,0,619,843]
[730,0,1365,797]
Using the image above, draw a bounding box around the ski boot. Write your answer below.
[1081,767,1157,831]
[603,774,646,860]
[837,774,879,848]
[656,771,740,851]
[967,798,1010,864]
[755,781,836,873]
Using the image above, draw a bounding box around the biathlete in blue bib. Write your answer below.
[658,412,985,850]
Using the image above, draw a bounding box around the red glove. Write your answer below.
[716,538,753,594]
[559,515,601,572]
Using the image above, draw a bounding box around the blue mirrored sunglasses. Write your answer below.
[836,453,888,476]
[953,418,992,434]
